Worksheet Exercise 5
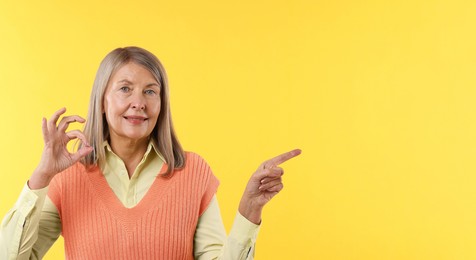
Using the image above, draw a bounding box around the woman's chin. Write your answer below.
[113,132,152,144]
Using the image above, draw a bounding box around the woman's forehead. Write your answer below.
[109,62,161,86]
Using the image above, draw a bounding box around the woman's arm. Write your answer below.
[1,107,92,259]
[29,107,93,189]
[194,195,260,260]
[0,185,61,260]
[194,150,300,259]
[239,149,301,224]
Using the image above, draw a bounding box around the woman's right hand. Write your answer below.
[28,108,94,189]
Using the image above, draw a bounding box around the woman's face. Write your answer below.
[103,62,161,145]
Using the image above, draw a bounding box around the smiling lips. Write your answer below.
[124,115,148,124]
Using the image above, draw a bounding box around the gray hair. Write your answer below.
[80,46,185,175]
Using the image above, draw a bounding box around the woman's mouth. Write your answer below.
[124,116,148,124]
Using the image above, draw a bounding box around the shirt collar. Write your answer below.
[103,138,165,163]
[149,138,165,162]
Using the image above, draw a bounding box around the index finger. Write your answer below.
[48,107,67,126]
[265,149,302,168]
[58,115,86,132]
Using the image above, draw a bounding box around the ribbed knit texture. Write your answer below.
[48,152,219,260]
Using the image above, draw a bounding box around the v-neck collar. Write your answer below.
[86,163,175,224]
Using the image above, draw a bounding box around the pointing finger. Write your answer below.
[264,149,301,169]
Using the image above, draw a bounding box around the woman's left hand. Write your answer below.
[239,149,301,224]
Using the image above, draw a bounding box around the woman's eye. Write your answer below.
[144,89,156,95]
[119,86,130,92]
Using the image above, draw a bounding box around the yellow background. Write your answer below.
[1,0,476,259]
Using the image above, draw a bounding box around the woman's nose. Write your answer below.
[131,103,145,110]
[130,93,146,110]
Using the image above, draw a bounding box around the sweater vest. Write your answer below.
[48,152,219,260]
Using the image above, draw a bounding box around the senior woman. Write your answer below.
[0,47,300,259]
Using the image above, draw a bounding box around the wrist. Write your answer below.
[239,198,263,225]
[28,168,54,190]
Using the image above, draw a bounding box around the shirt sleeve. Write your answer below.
[194,195,260,260]
[0,183,61,260]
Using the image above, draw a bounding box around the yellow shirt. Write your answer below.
[0,141,259,259]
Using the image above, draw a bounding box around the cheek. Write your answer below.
[103,97,120,122]
[149,99,161,114]
[148,103,161,125]
[103,98,113,118]
[105,96,127,114]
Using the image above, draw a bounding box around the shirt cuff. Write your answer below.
[229,212,260,246]
[15,182,49,215]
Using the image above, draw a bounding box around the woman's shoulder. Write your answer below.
[177,151,214,174]
[184,151,211,167]
[179,151,219,190]
[184,150,203,160]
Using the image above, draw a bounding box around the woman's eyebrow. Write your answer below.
[116,79,159,87]
[117,79,133,84]
[146,82,161,88]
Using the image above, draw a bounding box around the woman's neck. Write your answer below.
[109,137,149,178]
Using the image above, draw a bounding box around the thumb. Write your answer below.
[252,167,283,181]
[71,146,94,163]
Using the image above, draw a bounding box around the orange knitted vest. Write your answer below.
[48,152,219,260]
